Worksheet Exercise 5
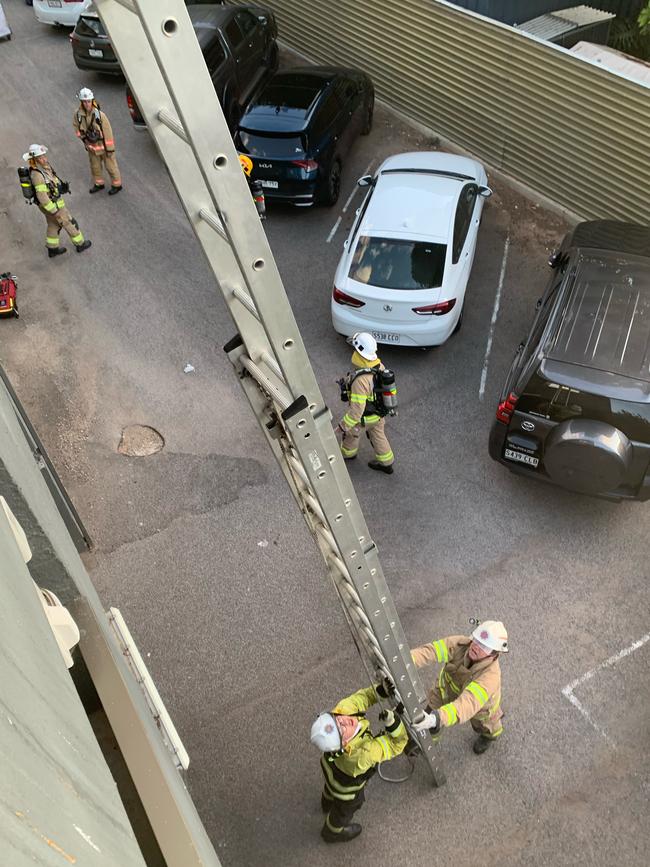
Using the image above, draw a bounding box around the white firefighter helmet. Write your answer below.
[22,143,48,161]
[347,331,378,361]
[310,713,341,752]
[77,87,94,101]
[472,620,508,653]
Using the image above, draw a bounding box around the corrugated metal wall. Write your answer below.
[247,0,650,222]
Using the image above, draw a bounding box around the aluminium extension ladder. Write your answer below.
[95,0,445,787]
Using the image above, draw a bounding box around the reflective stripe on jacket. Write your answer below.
[30,165,63,213]
[339,359,383,431]
[411,634,502,727]
[328,686,408,779]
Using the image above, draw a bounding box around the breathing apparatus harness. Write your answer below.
[77,102,104,145]
[338,366,398,418]
[17,162,70,206]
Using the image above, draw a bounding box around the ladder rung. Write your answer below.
[199,207,228,242]
[113,0,135,11]
[260,350,283,382]
[232,286,259,320]
[157,108,188,142]
[239,356,291,410]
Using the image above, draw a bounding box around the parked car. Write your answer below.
[234,66,374,207]
[34,0,92,28]
[331,152,491,345]
[126,4,278,131]
[70,4,120,74]
[489,220,650,500]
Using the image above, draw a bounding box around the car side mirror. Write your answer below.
[478,186,493,198]
[357,175,373,187]
[548,249,562,269]
[257,14,268,24]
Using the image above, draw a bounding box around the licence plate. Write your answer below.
[260,180,278,189]
[88,48,104,57]
[48,0,62,6]
[504,448,539,468]
[372,332,400,343]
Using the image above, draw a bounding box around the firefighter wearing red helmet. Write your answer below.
[411,620,508,754]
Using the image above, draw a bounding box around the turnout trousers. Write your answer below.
[429,682,504,739]
[320,755,367,834]
[341,417,394,466]
[88,151,121,188]
[41,205,84,249]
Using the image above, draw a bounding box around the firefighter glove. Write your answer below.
[413,708,441,734]
[59,181,70,195]
[379,709,395,728]
[375,677,396,699]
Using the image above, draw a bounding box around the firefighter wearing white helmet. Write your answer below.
[336,332,395,475]
[73,87,123,195]
[410,619,508,754]
[310,683,408,843]
[22,144,92,258]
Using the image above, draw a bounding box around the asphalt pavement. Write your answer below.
[1,5,649,867]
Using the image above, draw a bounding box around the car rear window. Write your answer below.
[349,237,446,290]
[236,131,305,158]
[518,371,650,441]
[76,16,105,37]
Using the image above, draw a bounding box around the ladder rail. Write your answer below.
[96,0,445,786]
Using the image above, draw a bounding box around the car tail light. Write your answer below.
[126,93,136,119]
[333,287,365,308]
[291,159,319,171]
[411,299,456,316]
[496,392,519,424]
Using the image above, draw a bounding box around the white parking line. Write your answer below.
[325,160,374,243]
[561,631,650,746]
[478,235,510,400]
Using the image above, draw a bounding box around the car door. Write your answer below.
[310,91,343,168]
[449,183,479,301]
[334,76,362,145]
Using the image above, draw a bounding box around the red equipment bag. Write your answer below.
[0,273,18,317]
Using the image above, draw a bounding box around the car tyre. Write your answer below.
[323,160,342,207]
[361,96,374,135]
[452,301,465,335]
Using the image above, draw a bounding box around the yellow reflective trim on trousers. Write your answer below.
[374,450,393,462]
[376,736,391,761]
[43,201,57,213]
[34,183,48,191]
[441,703,458,726]
[71,232,84,245]
[349,394,366,404]
[55,198,65,208]
[433,640,448,663]
[341,445,358,457]
[46,237,60,248]
[364,415,381,424]
[466,681,489,706]
[325,814,344,833]
[445,672,461,694]
[320,757,365,799]
[342,413,358,427]
[20,182,31,188]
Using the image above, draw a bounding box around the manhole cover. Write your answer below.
[118,425,164,457]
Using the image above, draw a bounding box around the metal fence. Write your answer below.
[247,0,650,222]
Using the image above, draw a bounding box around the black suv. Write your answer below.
[126,4,278,130]
[489,220,650,500]
[234,66,374,206]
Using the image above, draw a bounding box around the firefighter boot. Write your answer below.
[321,823,362,844]
[321,794,333,813]
[75,240,92,254]
[47,247,67,258]
[473,735,493,755]
[89,184,105,194]
[108,185,123,196]
[368,460,394,475]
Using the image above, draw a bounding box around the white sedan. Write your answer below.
[331,151,492,348]
[33,0,92,28]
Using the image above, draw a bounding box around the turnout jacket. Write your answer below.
[325,686,408,782]
[339,352,383,432]
[73,105,115,155]
[29,163,66,216]
[412,635,502,728]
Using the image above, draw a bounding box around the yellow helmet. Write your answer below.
[238,154,253,177]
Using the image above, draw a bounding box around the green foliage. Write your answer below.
[639,2,650,35]
[609,8,650,61]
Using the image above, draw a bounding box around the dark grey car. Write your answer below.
[489,220,650,500]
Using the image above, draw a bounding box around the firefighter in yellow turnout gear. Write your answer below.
[337,332,395,475]
[311,684,408,843]
[73,88,122,195]
[412,620,508,754]
[23,144,92,259]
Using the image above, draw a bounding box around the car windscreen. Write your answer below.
[518,371,650,442]
[236,131,306,159]
[349,237,446,290]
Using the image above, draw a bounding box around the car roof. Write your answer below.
[359,153,478,241]
[547,244,650,384]
[187,5,233,47]
[238,66,353,133]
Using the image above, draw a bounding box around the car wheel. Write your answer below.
[323,160,342,207]
[452,301,465,335]
[361,97,374,135]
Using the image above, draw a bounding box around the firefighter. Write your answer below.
[411,620,508,754]
[23,144,91,259]
[311,682,407,843]
[73,87,122,195]
[336,332,394,474]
